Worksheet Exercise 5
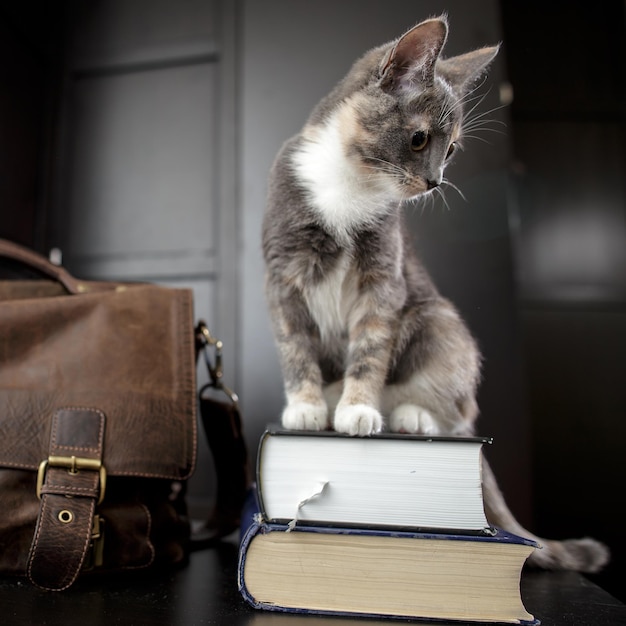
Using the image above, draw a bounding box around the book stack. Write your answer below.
[238,425,540,624]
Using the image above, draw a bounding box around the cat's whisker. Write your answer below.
[440,178,467,202]
[362,163,394,177]
[460,85,493,120]
[423,192,437,214]
[364,156,404,173]
[462,105,508,133]
[446,88,490,128]
[440,95,476,127]
[363,158,411,187]
[454,83,489,110]
[463,115,507,129]
[462,74,490,100]
[439,79,489,126]
[432,186,452,212]
[461,133,494,145]
[462,120,507,136]
[468,112,503,126]
[462,124,506,136]
[439,95,461,127]
[461,104,509,143]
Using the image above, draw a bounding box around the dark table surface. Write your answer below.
[1,535,625,626]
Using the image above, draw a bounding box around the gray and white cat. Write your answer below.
[262,15,609,572]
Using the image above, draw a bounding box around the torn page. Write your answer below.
[287,481,330,531]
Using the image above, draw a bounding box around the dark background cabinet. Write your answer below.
[500,1,626,600]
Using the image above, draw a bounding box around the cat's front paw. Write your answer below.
[282,402,329,431]
[334,404,383,436]
[389,404,441,435]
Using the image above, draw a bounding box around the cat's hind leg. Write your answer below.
[388,403,440,434]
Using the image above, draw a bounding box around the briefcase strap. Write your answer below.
[0,238,82,294]
[192,321,251,546]
[0,237,120,295]
[27,408,106,591]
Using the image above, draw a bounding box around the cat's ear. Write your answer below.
[437,45,500,91]
[379,17,448,92]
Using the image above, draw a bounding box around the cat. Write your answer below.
[262,15,609,573]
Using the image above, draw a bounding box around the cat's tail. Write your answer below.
[482,458,610,573]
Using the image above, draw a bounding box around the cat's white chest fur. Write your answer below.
[303,252,357,342]
[291,103,397,242]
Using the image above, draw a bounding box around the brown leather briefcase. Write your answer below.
[0,238,197,590]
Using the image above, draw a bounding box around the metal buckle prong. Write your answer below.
[36,456,107,505]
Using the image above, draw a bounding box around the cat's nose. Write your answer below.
[426,179,440,190]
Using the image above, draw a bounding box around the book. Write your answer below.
[256,426,493,533]
[238,492,540,624]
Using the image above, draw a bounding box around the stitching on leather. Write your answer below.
[115,502,156,571]
[51,407,105,454]
[27,498,96,590]
[40,484,100,496]
[181,292,198,479]
[139,502,156,568]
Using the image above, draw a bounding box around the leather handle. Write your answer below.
[0,238,82,294]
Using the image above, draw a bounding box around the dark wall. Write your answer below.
[500,1,626,601]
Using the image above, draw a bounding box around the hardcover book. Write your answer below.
[238,493,540,624]
[256,425,492,532]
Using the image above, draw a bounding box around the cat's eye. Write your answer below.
[411,131,429,152]
[446,142,457,159]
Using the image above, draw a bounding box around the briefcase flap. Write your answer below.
[0,281,197,480]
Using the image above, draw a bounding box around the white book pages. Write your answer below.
[258,433,489,531]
